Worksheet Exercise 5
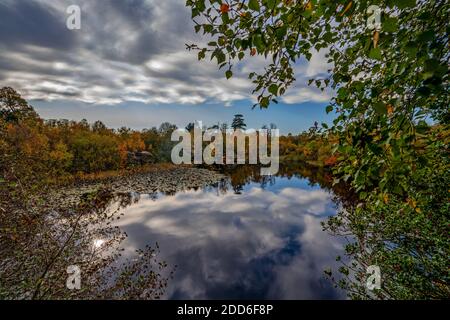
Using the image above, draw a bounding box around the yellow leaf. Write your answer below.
[373,30,380,48]
[340,1,353,16]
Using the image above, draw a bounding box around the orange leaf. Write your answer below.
[220,4,230,14]
[387,104,394,115]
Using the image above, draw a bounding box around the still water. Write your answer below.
[113,165,348,299]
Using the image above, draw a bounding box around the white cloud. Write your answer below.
[0,0,332,106]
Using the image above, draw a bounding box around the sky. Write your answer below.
[0,0,336,134]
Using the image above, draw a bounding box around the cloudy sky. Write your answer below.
[0,0,335,133]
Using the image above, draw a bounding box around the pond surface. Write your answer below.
[113,165,349,299]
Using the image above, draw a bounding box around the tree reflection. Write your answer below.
[215,163,356,206]
[0,187,174,300]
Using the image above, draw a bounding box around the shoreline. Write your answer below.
[50,165,227,209]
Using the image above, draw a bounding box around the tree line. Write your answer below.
[0,87,181,185]
[1,87,337,187]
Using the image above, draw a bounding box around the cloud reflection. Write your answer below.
[114,177,346,299]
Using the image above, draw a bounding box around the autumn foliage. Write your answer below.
[279,127,340,168]
[0,87,179,187]
[220,4,229,13]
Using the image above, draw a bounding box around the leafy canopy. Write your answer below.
[186,0,450,299]
[186,0,449,195]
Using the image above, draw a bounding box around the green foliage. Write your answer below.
[187,0,450,299]
[325,127,450,299]
[141,122,178,163]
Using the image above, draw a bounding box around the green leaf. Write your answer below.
[394,0,416,9]
[253,34,264,51]
[276,26,287,40]
[248,0,260,11]
[216,50,226,64]
[374,102,387,115]
[368,48,382,60]
[225,70,233,79]
[383,17,398,33]
[266,0,276,9]
[326,105,333,114]
[221,12,229,24]
[203,24,213,33]
[418,30,435,42]
[268,84,279,96]
[260,96,270,108]
[337,87,348,99]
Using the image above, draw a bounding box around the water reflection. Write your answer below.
[108,165,349,299]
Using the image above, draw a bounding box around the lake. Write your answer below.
[112,165,349,299]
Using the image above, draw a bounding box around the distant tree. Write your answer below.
[54,119,70,128]
[118,126,131,137]
[0,87,37,123]
[92,120,108,133]
[208,123,220,130]
[185,122,195,132]
[157,122,178,162]
[231,114,246,130]
[79,119,89,130]
[159,122,177,135]
[308,121,319,135]
[45,119,58,127]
